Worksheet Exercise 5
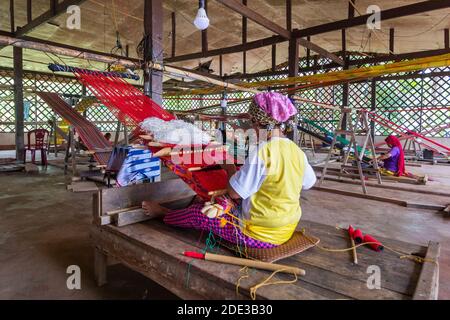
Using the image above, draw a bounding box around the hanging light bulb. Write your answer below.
[194,0,210,30]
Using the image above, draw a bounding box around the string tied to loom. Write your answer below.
[300,228,438,266]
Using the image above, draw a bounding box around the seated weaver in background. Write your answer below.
[142,92,317,249]
[372,135,405,177]
[371,134,427,183]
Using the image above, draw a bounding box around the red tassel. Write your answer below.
[363,234,384,252]
[183,251,206,260]
[352,229,364,244]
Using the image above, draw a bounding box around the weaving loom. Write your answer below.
[48,65,233,200]
[37,92,112,165]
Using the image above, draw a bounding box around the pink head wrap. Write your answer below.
[253,92,297,123]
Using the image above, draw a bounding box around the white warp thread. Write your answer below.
[141,117,212,145]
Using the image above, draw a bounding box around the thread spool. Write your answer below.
[352,229,364,244]
[348,225,355,237]
[363,234,384,252]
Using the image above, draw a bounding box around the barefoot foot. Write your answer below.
[142,201,170,218]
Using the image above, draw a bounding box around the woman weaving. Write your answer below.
[372,135,406,177]
[371,134,427,183]
[142,92,317,249]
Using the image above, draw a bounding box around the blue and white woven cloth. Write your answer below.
[116,148,161,187]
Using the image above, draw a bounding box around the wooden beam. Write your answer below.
[166,35,284,63]
[171,12,176,57]
[0,33,255,94]
[412,241,440,300]
[143,0,163,105]
[16,0,87,37]
[157,64,260,93]
[0,32,138,67]
[14,46,25,163]
[219,54,223,77]
[297,37,345,66]
[215,0,291,39]
[389,28,395,54]
[224,47,450,80]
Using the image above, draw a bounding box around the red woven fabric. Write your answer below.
[74,70,175,124]
[161,156,229,200]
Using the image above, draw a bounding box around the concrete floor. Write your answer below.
[0,166,177,299]
[1,157,449,299]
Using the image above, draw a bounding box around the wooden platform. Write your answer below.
[90,180,440,300]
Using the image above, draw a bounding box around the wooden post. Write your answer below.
[219,55,223,77]
[143,0,163,105]
[242,0,247,75]
[94,248,108,286]
[53,116,58,157]
[272,44,277,71]
[123,124,129,147]
[341,29,349,133]
[286,0,292,32]
[445,29,449,49]
[271,44,276,71]
[370,79,376,139]
[348,0,356,19]
[10,0,15,33]
[389,28,395,54]
[27,0,32,23]
[50,0,57,15]
[306,36,311,67]
[64,128,71,175]
[202,0,208,54]
[288,38,299,96]
[171,12,176,58]
[14,46,25,163]
[114,121,121,146]
[70,126,78,176]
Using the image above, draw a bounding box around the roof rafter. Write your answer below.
[297,38,345,66]
[215,0,291,39]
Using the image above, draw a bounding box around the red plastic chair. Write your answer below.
[25,129,49,166]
